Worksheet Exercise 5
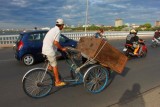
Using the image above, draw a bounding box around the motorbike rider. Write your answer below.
[154,29,160,41]
[126,29,140,56]
[94,28,104,38]
[126,30,135,44]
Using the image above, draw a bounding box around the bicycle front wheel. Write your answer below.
[22,68,53,98]
[83,65,109,94]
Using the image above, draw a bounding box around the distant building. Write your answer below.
[41,27,50,30]
[71,25,75,28]
[115,19,123,27]
[155,21,160,27]
[125,23,130,27]
[131,24,140,28]
[94,24,104,27]
[82,24,91,27]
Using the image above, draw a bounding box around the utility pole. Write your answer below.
[85,0,88,36]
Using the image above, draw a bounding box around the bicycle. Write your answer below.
[22,47,114,98]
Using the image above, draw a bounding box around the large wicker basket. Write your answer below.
[76,37,128,74]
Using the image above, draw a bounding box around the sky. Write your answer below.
[0,0,160,29]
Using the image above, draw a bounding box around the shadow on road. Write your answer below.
[118,83,145,107]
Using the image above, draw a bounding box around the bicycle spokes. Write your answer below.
[23,69,53,98]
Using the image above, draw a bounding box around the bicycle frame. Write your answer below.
[62,51,84,85]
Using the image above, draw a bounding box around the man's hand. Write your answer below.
[61,47,67,52]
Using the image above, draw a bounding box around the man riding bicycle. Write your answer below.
[42,18,67,87]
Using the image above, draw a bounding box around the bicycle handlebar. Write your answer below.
[64,47,80,58]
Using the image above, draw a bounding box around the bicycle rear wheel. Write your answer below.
[83,65,109,93]
[22,68,53,98]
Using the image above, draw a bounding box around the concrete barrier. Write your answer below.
[0,31,154,48]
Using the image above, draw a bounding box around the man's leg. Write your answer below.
[47,55,66,87]
[53,66,66,86]
[138,45,142,55]
[48,64,52,71]
[52,66,60,82]
[134,45,140,55]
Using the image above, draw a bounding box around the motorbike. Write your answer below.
[151,37,160,48]
[123,39,147,58]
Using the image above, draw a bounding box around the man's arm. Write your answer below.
[54,40,66,51]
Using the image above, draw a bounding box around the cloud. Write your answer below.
[11,0,30,7]
[63,5,75,10]
[109,4,128,8]
[0,0,159,28]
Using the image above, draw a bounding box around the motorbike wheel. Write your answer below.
[124,50,132,59]
[141,50,147,57]
[151,42,157,48]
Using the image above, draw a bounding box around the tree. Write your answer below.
[143,23,152,28]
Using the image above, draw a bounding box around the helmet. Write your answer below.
[130,29,137,33]
[56,18,64,25]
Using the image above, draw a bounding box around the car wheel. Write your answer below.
[22,54,35,66]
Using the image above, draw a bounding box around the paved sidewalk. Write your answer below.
[142,86,160,107]
[108,85,160,107]
[0,44,13,48]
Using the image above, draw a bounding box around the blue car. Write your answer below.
[14,30,77,66]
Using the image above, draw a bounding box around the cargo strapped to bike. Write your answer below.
[76,37,128,74]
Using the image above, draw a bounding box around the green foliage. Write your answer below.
[64,25,128,31]
[144,23,152,28]
[63,23,158,32]
[139,23,152,29]
[152,26,160,31]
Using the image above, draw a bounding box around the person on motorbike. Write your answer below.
[126,29,140,56]
[94,28,104,38]
[126,30,135,44]
[154,29,160,41]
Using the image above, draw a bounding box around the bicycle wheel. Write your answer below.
[83,65,109,93]
[22,68,53,98]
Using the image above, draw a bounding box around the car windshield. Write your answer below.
[16,34,23,43]
[60,35,69,42]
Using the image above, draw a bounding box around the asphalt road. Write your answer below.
[0,36,160,107]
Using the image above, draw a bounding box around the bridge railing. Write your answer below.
[0,31,154,46]
[0,35,19,45]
